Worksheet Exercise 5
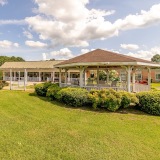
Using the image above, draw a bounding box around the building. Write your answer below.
[0,49,160,92]
[0,60,79,83]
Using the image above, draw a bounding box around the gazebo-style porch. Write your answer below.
[55,49,160,92]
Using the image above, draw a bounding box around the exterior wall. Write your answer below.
[141,69,160,82]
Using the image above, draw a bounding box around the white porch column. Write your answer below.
[132,69,136,92]
[147,67,151,90]
[38,72,41,82]
[127,66,131,92]
[14,71,16,81]
[68,71,70,83]
[79,67,84,87]
[52,71,55,82]
[84,70,87,86]
[10,69,12,90]
[3,71,5,81]
[18,71,20,87]
[106,69,109,84]
[59,68,62,87]
[24,69,27,91]
[65,69,68,84]
[97,66,99,85]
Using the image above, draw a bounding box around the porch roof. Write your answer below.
[55,49,160,68]
[0,60,64,69]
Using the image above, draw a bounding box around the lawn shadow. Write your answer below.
[29,93,151,116]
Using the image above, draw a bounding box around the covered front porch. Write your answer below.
[58,66,151,93]
[55,49,160,93]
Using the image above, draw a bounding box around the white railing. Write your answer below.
[83,86,127,91]
[4,77,25,81]
[27,77,39,82]
[134,83,150,93]
[60,83,127,91]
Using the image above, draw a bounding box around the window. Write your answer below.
[135,71,142,81]
[156,73,160,80]
[120,71,126,81]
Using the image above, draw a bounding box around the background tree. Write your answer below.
[0,56,25,79]
[151,54,160,63]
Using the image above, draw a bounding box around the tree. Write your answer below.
[0,56,25,79]
[0,56,25,66]
[151,54,160,63]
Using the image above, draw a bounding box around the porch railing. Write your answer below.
[60,83,127,91]
[134,83,150,93]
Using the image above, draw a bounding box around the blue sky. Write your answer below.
[0,0,160,61]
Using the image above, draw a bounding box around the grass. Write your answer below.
[0,90,160,160]
[151,82,160,90]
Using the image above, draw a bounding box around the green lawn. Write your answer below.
[0,91,160,160]
[152,82,160,90]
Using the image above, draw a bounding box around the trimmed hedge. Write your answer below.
[56,87,89,107]
[136,91,160,116]
[88,89,138,111]
[119,91,139,109]
[35,82,53,96]
[46,83,61,100]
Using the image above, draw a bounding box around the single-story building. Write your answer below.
[0,60,79,83]
[0,49,160,92]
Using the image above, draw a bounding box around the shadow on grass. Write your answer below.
[29,92,150,116]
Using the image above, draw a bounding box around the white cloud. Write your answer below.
[114,3,160,30]
[81,49,90,54]
[0,19,25,25]
[13,43,19,48]
[41,48,74,60]
[42,53,47,60]
[50,48,73,58]
[25,40,48,48]
[23,30,33,39]
[120,44,139,50]
[25,1,160,48]
[0,0,7,6]
[0,40,19,48]
[125,46,160,60]
[25,0,117,47]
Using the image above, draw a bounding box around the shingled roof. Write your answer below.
[0,60,63,69]
[57,49,152,66]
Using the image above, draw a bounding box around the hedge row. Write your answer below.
[34,82,160,115]
[35,82,138,112]
[88,89,138,111]
[136,91,160,116]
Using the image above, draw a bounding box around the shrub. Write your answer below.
[88,89,138,112]
[0,80,9,90]
[35,82,53,96]
[88,89,122,111]
[46,83,61,100]
[136,91,160,116]
[119,91,138,109]
[56,87,89,107]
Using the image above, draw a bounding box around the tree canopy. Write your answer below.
[0,56,25,66]
[151,54,160,63]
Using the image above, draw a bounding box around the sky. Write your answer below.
[0,0,160,61]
